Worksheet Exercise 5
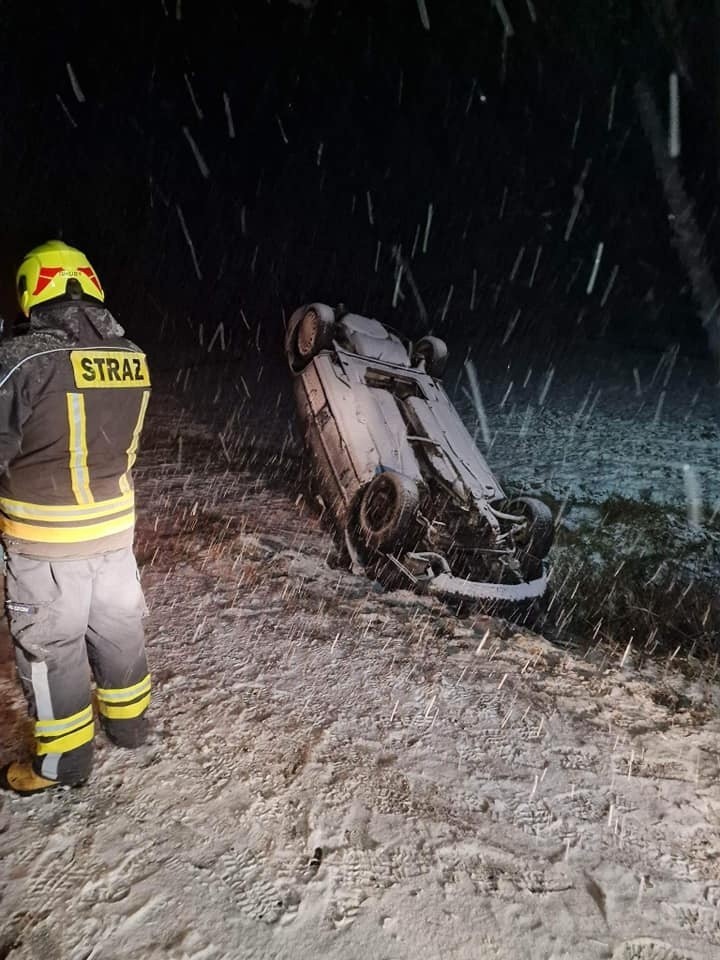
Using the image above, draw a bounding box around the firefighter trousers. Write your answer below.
[4,546,150,785]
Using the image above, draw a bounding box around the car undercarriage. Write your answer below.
[286,303,555,605]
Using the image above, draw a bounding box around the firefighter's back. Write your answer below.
[0,318,151,557]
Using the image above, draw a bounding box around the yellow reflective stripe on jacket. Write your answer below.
[96,673,151,703]
[35,720,95,755]
[120,390,150,495]
[66,393,94,505]
[0,511,134,543]
[35,704,93,737]
[0,491,134,522]
[98,691,151,721]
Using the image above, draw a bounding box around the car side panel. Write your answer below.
[334,347,502,502]
[404,390,503,500]
[314,355,424,487]
[402,396,465,491]
[294,366,359,529]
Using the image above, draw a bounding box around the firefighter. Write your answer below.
[0,240,152,795]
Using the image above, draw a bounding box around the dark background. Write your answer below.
[0,0,717,366]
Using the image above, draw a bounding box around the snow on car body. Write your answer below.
[285,303,554,604]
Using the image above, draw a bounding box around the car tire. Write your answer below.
[358,472,419,553]
[296,305,336,361]
[508,496,555,577]
[411,336,448,378]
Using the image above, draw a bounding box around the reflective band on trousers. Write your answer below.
[35,704,95,756]
[35,703,93,736]
[96,674,151,720]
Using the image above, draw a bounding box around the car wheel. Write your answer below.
[508,496,555,575]
[358,472,419,553]
[411,336,448,378]
[296,306,336,361]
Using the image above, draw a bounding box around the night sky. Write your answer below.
[0,1,716,365]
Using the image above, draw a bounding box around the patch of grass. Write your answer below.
[545,494,720,666]
[594,494,720,536]
[597,494,671,526]
[548,556,719,661]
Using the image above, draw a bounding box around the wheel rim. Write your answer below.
[511,498,553,556]
[514,513,531,547]
[297,310,319,357]
[363,477,396,532]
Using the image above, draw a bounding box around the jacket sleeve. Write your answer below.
[0,364,33,477]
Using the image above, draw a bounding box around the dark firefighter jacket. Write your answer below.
[0,302,151,558]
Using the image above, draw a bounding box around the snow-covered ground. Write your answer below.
[457,341,720,513]
[2,356,720,960]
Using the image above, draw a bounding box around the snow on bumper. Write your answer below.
[424,569,548,602]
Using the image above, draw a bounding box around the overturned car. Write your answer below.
[285,303,554,605]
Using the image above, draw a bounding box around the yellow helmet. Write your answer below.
[16,240,105,317]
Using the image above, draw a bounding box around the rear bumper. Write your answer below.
[424,569,548,602]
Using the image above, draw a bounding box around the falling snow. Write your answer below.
[415,0,430,32]
[182,125,210,179]
[669,71,681,158]
[2,5,720,959]
[65,62,85,103]
[223,91,235,139]
[55,94,78,129]
[586,240,605,294]
[176,204,203,278]
[184,73,203,120]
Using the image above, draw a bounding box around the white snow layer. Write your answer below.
[1,378,719,960]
